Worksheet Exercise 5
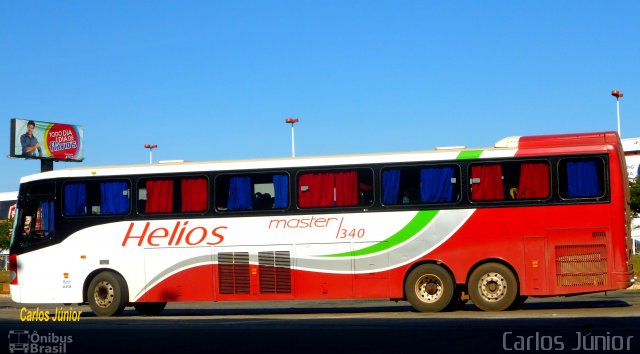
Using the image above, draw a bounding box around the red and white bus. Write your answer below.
[9,131,635,316]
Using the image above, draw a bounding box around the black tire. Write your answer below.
[405,264,455,312]
[87,271,128,317]
[133,302,167,316]
[468,263,518,311]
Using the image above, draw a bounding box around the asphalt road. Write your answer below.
[2,290,640,354]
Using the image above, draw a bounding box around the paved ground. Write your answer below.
[2,290,640,353]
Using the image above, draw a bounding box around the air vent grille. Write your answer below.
[218,252,250,294]
[555,244,607,287]
[258,251,291,294]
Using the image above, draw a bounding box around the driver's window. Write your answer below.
[21,199,55,243]
[19,182,55,246]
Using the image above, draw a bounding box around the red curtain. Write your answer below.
[517,163,550,199]
[335,171,358,206]
[298,173,334,207]
[181,177,208,212]
[146,179,174,213]
[471,164,504,201]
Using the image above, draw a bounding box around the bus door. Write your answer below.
[12,182,57,301]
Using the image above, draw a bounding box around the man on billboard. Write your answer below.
[20,120,42,157]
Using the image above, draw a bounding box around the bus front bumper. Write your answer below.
[9,285,20,303]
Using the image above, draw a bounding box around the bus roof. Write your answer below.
[18,131,620,184]
[0,191,18,201]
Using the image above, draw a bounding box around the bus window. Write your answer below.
[215,172,289,211]
[382,164,460,205]
[138,176,208,214]
[297,168,373,209]
[63,180,131,216]
[558,157,606,199]
[470,161,550,202]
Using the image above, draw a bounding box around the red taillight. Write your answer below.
[9,254,17,285]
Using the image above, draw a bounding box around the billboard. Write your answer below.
[9,118,84,161]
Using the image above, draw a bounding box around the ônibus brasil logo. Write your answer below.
[8,330,72,353]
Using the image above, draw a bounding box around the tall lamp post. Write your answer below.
[611,90,624,137]
[144,144,157,164]
[285,118,299,157]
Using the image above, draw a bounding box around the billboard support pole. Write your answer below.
[285,118,299,158]
[41,160,53,173]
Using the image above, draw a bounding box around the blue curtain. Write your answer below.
[41,200,54,231]
[420,166,454,203]
[228,176,253,210]
[64,183,87,216]
[382,169,401,205]
[273,175,288,209]
[567,160,601,197]
[101,181,130,215]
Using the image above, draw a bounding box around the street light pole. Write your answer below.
[285,118,299,157]
[144,144,157,164]
[611,90,624,137]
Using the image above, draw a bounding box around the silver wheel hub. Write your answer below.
[478,272,507,302]
[94,281,115,308]
[415,274,444,303]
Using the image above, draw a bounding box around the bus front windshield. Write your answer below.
[11,183,56,251]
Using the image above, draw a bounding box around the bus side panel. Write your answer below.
[425,204,619,297]
[140,247,214,302]
[13,245,86,304]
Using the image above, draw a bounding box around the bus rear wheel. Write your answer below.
[405,264,455,312]
[133,302,167,316]
[468,263,518,311]
[87,271,128,317]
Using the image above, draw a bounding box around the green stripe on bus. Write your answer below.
[456,150,483,159]
[321,210,439,257]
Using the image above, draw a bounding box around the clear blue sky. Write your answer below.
[1,1,638,192]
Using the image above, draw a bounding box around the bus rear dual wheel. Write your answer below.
[405,262,520,312]
[468,263,519,311]
[405,264,456,312]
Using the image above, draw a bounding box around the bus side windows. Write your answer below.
[297,168,373,209]
[63,180,131,217]
[558,157,605,199]
[381,164,460,206]
[470,161,550,202]
[138,176,208,214]
[215,172,289,212]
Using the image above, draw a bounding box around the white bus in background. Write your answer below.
[0,191,18,220]
[622,137,640,180]
[1,191,18,270]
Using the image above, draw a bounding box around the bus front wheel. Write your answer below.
[405,264,455,312]
[468,263,518,311]
[87,271,128,317]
